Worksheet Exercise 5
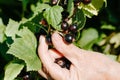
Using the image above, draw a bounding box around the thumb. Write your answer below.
[52,32,82,63]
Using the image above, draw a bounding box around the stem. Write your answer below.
[57,0,61,5]
[29,22,48,34]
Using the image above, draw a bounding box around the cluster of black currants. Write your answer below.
[61,21,77,44]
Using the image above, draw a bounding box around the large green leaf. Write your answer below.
[43,5,63,31]
[79,0,106,18]
[0,18,6,43]
[5,19,20,40]
[72,9,86,31]
[7,27,41,71]
[77,28,98,50]
[4,60,24,80]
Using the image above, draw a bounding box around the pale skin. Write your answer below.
[38,32,120,80]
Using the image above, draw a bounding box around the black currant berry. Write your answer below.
[55,57,71,69]
[46,35,52,45]
[69,24,77,33]
[54,58,66,68]
[23,74,30,80]
[51,0,58,5]
[66,63,71,70]
[63,57,71,69]
[82,0,91,4]
[64,34,74,43]
[61,21,69,31]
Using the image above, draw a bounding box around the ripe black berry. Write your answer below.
[51,0,58,5]
[23,74,30,80]
[46,35,52,45]
[64,34,74,43]
[54,57,71,69]
[82,0,91,4]
[61,21,68,31]
[54,58,66,68]
[69,24,77,33]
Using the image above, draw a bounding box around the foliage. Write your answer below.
[0,0,120,80]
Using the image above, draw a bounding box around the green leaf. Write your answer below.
[21,12,45,33]
[67,0,74,17]
[34,3,51,14]
[0,18,6,43]
[79,0,106,18]
[110,33,120,48]
[43,5,63,31]
[5,19,20,40]
[4,60,24,80]
[7,27,41,71]
[72,9,86,31]
[42,0,50,3]
[101,24,116,30]
[22,0,29,11]
[77,28,98,50]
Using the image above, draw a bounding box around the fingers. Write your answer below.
[52,32,82,64]
[38,69,47,79]
[38,36,69,79]
[38,36,53,67]
[48,49,63,59]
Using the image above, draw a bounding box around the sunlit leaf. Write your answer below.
[79,0,106,18]
[34,3,50,13]
[43,5,63,31]
[0,18,6,43]
[4,60,24,80]
[5,19,20,40]
[7,27,41,71]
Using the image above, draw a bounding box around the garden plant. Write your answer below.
[0,0,120,80]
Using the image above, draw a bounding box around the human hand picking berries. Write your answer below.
[38,32,120,80]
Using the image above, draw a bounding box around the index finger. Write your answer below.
[52,32,82,64]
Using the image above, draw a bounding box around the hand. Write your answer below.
[38,32,120,80]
